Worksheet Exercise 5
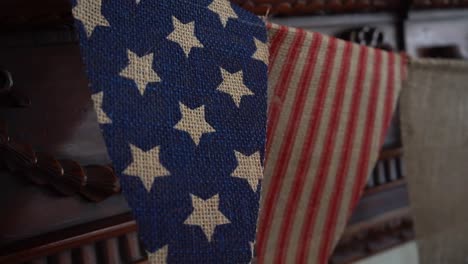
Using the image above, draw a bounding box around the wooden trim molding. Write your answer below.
[0,146,412,263]
[0,70,120,202]
[232,0,403,16]
[0,213,140,263]
[331,209,414,264]
[1,1,467,30]
[0,120,120,202]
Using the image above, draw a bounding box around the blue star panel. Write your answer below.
[71,0,268,263]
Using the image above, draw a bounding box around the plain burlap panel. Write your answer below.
[401,59,468,264]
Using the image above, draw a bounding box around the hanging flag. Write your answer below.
[71,0,268,262]
[401,59,468,263]
[257,23,406,264]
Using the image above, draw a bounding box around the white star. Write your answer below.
[91,91,112,124]
[184,194,230,242]
[72,0,110,38]
[174,103,215,145]
[250,241,255,259]
[167,17,204,58]
[217,68,254,108]
[119,50,161,96]
[252,38,269,65]
[232,151,263,191]
[147,245,168,263]
[123,144,170,191]
[208,0,238,27]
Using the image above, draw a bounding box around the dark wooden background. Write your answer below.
[0,1,467,263]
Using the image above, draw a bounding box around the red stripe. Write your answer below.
[316,45,369,263]
[298,48,367,263]
[265,26,290,155]
[308,42,353,263]
[266,22,273,30]
[256,32,322,264]
[273,35,336,264]
[266,30,306,157]
[273,38,345,264]
[268,25,288,74]
[380,53,395,145]
[274,37,337,264]
[349,49,383,215]
[292,38,339,264]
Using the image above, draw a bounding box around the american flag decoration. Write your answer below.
[257,24,405,264]
[71,0,268,263]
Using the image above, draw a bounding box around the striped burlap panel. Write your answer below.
[257,23,405,264]
[401,59,468,264]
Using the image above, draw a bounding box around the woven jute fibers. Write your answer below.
[401,58,468,264]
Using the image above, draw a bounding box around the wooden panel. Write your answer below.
[51,251,72,264]
[0,213,136,263]
[77,244,98,264]
[0,37,129,251]
[0,43,108,165]
[99,238,122,264]
[0,0,72,32]
[0,170,128,249]
[0,146,410,263]
[28,258,47,264]
[120,232,145,263]
[0,0,403,26]
[12,237,145,264]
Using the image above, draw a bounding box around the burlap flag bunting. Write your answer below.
[71,0,268,263]
[71,0,411,262]
[257,23,406,264]
[401,59,468,264]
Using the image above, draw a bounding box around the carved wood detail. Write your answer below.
[0,120,120,202]
[0,146,411,263]
[0,193,413,264]
[0,0,467,30]
[0,213,141,264]
[0,71,120,202]
[232,0,403,15]
[330,212,414,264]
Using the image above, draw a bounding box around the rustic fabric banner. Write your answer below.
[256,23,406,264]
[401,59,468,264]
[71,0,268,263]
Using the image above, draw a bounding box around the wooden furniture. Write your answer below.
[0,1,467,263]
